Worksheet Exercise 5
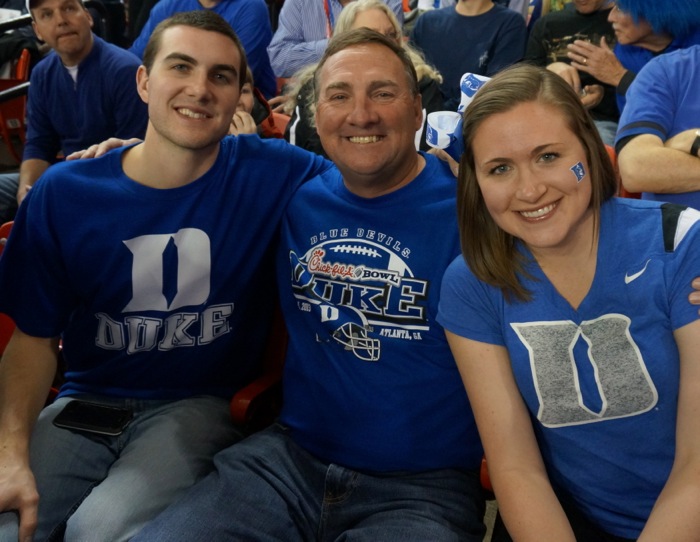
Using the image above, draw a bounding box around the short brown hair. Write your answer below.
[313,27,419,100]
[142,10,248,90]
[457,63,617,302]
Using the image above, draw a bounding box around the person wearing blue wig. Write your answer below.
[564,0,700,112]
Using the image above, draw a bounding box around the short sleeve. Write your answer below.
[666,207,700,331]
[615,55,674,145]
[0,174,76,336]
[437,254,506,346]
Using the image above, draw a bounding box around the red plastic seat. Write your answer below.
[606,144,640,199]
[229,305,287,433]
[0,221,15,356]
[0,48,31,164]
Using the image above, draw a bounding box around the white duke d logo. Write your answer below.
[122,229,211,312]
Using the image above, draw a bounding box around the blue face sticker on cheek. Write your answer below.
[570,161,586,182]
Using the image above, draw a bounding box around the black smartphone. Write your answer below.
[52,400,133,436]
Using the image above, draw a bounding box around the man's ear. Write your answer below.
[136,65,149,103]
[31,21,44,42]
[413,93,423,132]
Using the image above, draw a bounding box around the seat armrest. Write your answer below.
[230,370,283,434]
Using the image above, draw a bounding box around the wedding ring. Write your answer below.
[583,57,588,65]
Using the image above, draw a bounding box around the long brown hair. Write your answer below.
[457,64,617,302]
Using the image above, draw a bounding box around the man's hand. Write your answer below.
[0,331,58,541]
[15,159,50,206]
[545,63,603,109]
[547,61,582,93]
[690,278,700,314]
[580,84,604,109]
[428,148,459,178]
[267,94,291,114]
[0,452,39,541]
[567,37,627,87]
[66,138,142,160]
[15,185,31,206]
[229,111,257,136]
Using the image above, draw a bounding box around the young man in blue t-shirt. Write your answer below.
[0,11,328,540]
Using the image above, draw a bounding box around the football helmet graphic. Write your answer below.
[290,249,382,361]
[332,319,380,362]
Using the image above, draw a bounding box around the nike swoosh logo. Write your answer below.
[625,259,651,284]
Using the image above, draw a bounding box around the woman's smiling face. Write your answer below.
[472,100,594,258]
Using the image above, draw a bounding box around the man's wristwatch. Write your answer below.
[691,129,700,157]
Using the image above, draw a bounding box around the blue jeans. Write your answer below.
[0,395,240,542]
[594,120,619,147]
[133,424,487,541]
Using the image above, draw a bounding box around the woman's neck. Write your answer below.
[529,210,599,310]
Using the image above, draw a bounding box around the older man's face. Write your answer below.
[31,0,93,66]
[314,42,422,193]
[608,3,654,46]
